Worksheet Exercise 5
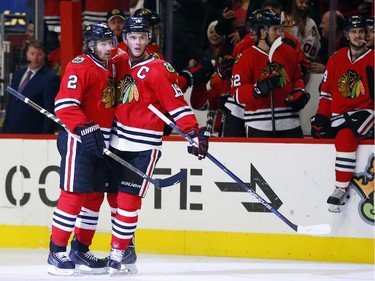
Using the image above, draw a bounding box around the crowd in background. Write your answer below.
[0,0,374,136]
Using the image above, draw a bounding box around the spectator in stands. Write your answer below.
[2,40,60,134]
[320,0,373,18]
[310,15,374,213]
[310,10,346,73]
[281,0,321,61]
[215,0,251,48]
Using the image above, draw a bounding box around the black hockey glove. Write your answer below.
[75,122,105,157]
[187,127,210,160]
[217,55,234,81]
[253,74,281,98]
[189,59,215,85]
[219,93,231,112]
[310,115,332,139]
[179,70,194,88]
[285,88,310,111]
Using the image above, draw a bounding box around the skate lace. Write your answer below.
[332,188,346,199]
[55,252,71,262]
[110,249,124,262]
[83,251,99,261]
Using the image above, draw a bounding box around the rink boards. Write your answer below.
[0,136,373,264]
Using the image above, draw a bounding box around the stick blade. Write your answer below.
[297,224,331,235]
[155,170,187,188]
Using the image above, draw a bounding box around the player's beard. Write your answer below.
[349,39,366,51]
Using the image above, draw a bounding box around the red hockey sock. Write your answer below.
[111,192,142,250]
[51,190,86,247]
[334,128,359,189]
[74,192,105,247]
[106,192,118,223]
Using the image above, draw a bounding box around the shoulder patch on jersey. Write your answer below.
[162,62,175,73]
[71,57,85,64]
[234,53,242,64]
[152,53,161,59]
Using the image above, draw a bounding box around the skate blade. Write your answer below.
[47,265,75,276]
[328,204,342,213]
[109,265,137,276]
[121,263,138,274]
[75,264,108,275]
[109,267,128,276]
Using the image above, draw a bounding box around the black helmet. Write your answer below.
[366,16,374,30]
[83,22,115,42]
[83,23,116,55]
[344,15,367,33]
[124,17,150,34]
[246,9,280,35]
[133,8,160,26]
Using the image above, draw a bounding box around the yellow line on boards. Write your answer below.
[0,225,373,264]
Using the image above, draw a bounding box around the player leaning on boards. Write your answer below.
[107,17,210,275]
[47,23,117,275]
[310,15,374,213]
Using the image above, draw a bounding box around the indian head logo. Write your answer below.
[117,75,139,104]
[261,62,289,87]
[351,154,374,225]
[101,77,115,108]
[337,69,365,99]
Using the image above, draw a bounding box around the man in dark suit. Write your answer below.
[2,40,60,134]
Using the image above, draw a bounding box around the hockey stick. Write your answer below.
[268,37,283,137]
[6,86,186,189]
[148,104,331,235]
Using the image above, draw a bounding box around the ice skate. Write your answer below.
[69,249,108,275]
[107,249,125,276]
[121,244,138,274]
[327,187,350,213]
[47,251,75,276]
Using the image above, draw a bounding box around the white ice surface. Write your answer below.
[0,249,373,281]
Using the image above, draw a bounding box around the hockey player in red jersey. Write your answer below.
[230,9,310,138]
[311,15,374,213]
[47,23,117,275]
[107,8,127,58]
[107,17,209,275]
[133,7,164,59]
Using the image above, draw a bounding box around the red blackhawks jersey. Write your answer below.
[111,53,199,152]
[54,54,115,146]
[231,42,304,131]
[317,47,374,128]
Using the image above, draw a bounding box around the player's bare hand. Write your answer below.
[228,32,241,45]
[222,7,234,19]
[310,62,325,74]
